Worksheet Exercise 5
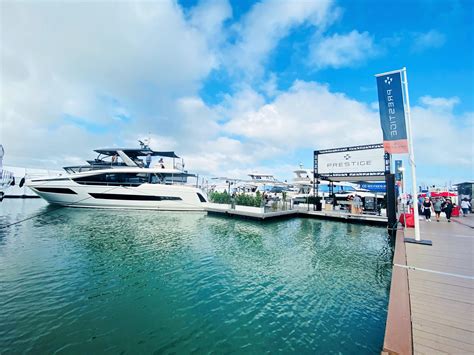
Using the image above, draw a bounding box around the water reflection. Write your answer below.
[1,200,392,354]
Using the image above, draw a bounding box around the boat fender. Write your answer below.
[19,177,25,188]
[11,177,15,186]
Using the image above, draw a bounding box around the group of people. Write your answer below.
[112,154,166,169]
[144,154,165,169]
[418,196,472,222]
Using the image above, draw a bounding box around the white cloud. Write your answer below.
[1,1,471,186]
[309,30,377,69]
[419,95,460,111]
[188,0,232,50]
[224,80,382,149]
[260,73,281,98]
[411,103,473,168]
[412,30,446,52]
[226,0,338,77]
[0,1,222,167]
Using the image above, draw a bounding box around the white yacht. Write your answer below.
[246,173,288,193]
[26,144,208,210]
[290,166,383,203]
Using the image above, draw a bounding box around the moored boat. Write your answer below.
[26,144,208,210]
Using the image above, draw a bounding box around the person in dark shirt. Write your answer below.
[422,197,433,222]
[443,199,454,223]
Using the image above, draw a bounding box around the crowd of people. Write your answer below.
[417,195,472,223]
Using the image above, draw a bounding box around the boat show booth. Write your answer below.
[313,143,397,227]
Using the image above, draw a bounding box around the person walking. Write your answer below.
[444,199,454,222]
[460,198,471,217]
[433,198,444,222]
[422,197,433,221]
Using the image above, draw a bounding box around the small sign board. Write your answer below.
[364,196,376,210]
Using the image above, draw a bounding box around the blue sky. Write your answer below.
[1,0,473,186]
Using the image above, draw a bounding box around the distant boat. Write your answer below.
[26,142,208,210]
[3,166,63,198]
[0,145,15,201]
[290,166,384,204]
[210,173,289,194]
[246,173,288,193]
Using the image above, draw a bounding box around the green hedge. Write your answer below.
[209,191,232,204]
[209,191,263,207]
[235,191,263,207]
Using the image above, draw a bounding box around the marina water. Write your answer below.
[1,199,392,353]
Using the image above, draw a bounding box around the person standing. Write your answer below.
[353,195,362,214]
[433,198,444,222]
[422,197,433,221]
[417,195,424,215]
[444,199,454,222]
[145,153,152,168]
[460,198,471,217]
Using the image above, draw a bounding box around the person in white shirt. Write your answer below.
[460,199,471,217]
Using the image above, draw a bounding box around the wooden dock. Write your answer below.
[204,205,388,225]
[383,214,474,354]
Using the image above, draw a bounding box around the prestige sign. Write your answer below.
[376,71,409,154]
[315,144,385,179]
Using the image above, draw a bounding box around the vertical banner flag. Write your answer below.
[395,160,403,181]
[376,71,409,154]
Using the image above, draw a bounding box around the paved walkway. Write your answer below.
[404,214,474,354]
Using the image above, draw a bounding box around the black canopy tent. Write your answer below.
[312,143,396,226]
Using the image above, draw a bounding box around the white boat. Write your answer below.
[246,173,288,193]
[26,144,208,210]
[0,145,15,201]
[2,166,63,198]
[290,166,383,204]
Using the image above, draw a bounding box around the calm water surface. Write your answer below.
[0,199,392,354]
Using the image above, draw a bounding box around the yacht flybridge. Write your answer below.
[26,144,208,210]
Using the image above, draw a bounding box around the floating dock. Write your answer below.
[383,214,474,354]
[204,205,388,226]
[205,206,298,220]
[301,210,388,226]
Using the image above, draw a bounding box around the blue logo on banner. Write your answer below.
[376,72,409,153]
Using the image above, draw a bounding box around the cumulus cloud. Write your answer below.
[188,0,232,50]
[225,0,338,77]
[224,80,382,149]
[0,1,222,167]
[0,1,470,185]
[309,30,377,69]
[411,30,446,52]
[419,95,460,111]
[411,101,473,168]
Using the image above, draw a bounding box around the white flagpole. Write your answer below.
[401,67,421,241]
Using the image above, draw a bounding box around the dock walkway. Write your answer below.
[384,214,474,354]
[204,205,388,225]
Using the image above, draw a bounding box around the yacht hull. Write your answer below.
[27,180,207,211]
